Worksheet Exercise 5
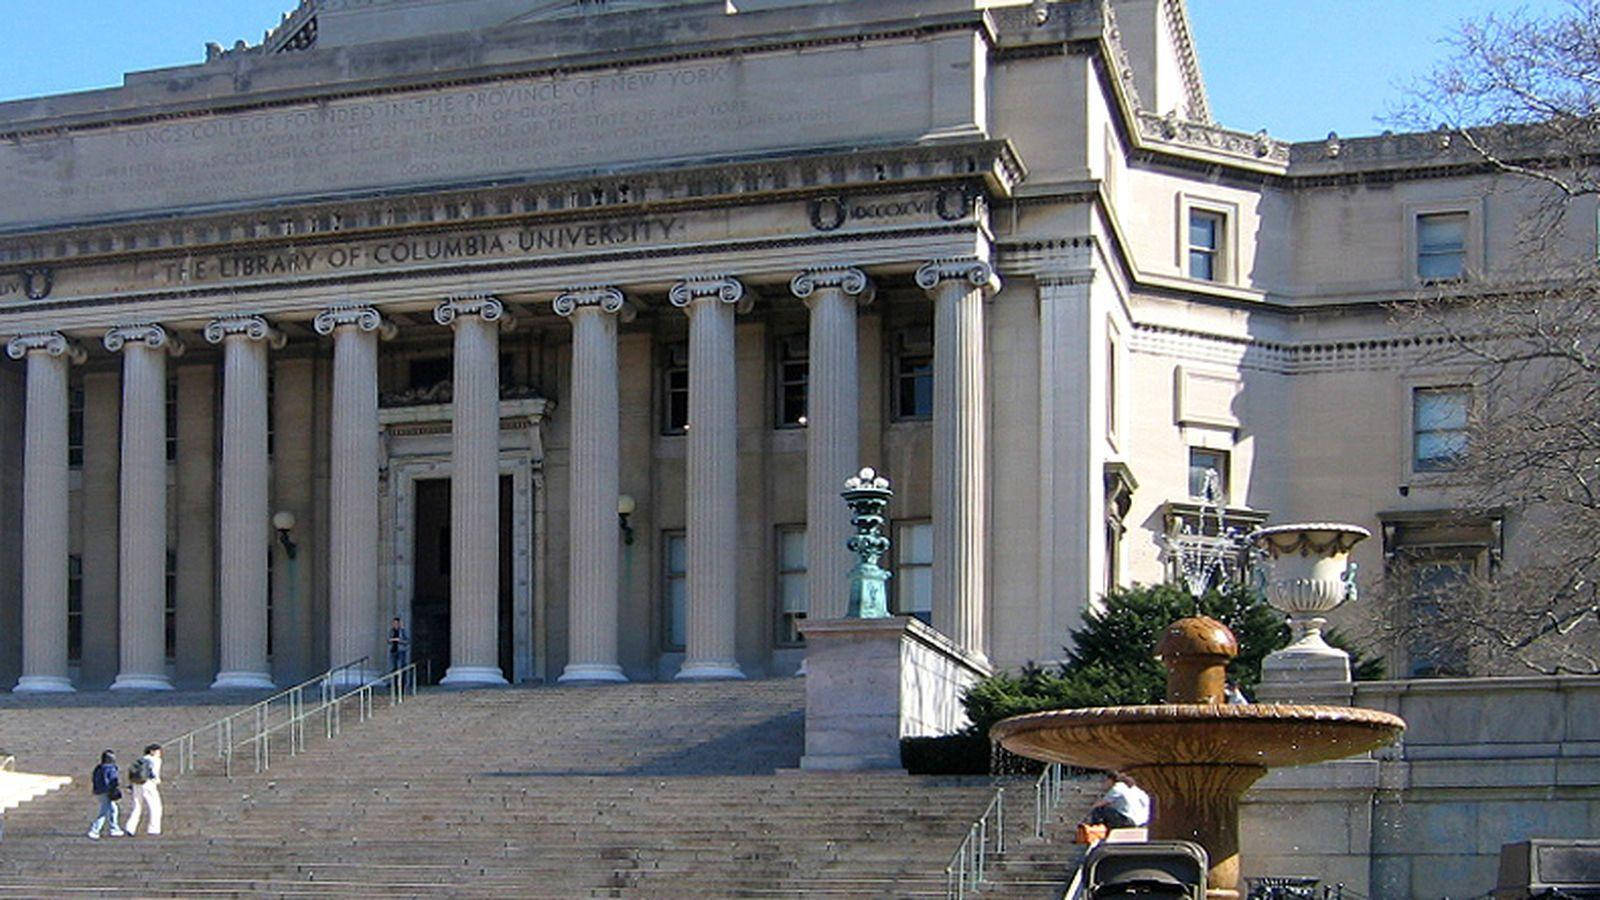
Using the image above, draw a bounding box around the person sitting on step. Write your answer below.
[1083,770,1151,830]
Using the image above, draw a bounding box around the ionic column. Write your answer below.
[105,325,184,691]
[314,306,394,681]
[790,267,872,622]
[7,333,85,692]
[916,258,1000,661]
[554,286,630,683]
[205,316,284,690]
[434,296,511,686]
[669,276,748,680]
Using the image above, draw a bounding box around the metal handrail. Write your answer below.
[165,656,371,778]
[1033,762,1067,839]
[944,787,1005,899]
[242,661,420,775]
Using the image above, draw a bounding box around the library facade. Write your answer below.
[0,0,1536,689]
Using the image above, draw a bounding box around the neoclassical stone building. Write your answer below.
[0,0,1558,689]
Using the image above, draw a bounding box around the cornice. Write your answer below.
[1161,0,1212,124]
[1128,320,1469,376]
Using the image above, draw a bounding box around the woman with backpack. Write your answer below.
[86,750,123,839]
[124,744,162,836]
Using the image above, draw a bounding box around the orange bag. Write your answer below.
[1075,822,1109,844]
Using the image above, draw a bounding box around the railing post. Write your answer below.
[996,786,1005,855]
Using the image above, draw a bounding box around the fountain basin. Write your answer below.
[990,702,1404,770]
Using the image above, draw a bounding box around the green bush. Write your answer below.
[960,582,1384,743]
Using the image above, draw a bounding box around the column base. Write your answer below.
[557,663,628,684]
[110,674,174,691]
[210,671,275,690]
[14,675,75,693]
[440,665,509,687]
[675,662,746,681]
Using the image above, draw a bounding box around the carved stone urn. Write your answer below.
[1246,523,1370,701]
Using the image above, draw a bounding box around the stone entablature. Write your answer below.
[0,141,1014,308]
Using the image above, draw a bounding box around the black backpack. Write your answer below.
[127,757,150,784]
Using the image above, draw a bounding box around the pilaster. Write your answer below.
[1034,268,1105,654]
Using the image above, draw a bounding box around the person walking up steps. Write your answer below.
[123,744,163,836]
[86,750,123,839]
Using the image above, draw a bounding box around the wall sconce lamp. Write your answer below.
[273,510,298,559]
[617,494,636,546]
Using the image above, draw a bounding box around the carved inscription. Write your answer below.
[150,216,681,286]
[1,39,962,228]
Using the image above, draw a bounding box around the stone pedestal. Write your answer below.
[1255,653,1355,705]
[798,616,990,771]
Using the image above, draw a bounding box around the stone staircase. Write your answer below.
[0,679,1096,897]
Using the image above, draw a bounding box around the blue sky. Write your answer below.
[0,1,1576,142]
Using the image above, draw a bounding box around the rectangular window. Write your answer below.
[776,527,807,646]
[67,555,83,663]
[165,549,177,660]
[661,343,689,434]
[1417,212,1468,281]
[1413,386,1470,472]
[1188,448,1230,504]
[1106,332,1119,441]
[1403,554,1475,677]
[894,521,933,624]
[165,377,178,463]
[68,386,84,468]
[663,531,687,651]
[1188,210,1223,281]
[892,327,934,420]
[776,335,808,428]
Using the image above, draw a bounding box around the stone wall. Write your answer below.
[1241,676,1600,899]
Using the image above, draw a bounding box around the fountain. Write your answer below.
[990,615,1405,899]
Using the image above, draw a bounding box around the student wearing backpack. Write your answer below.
[123,744,163,836]
[86,750,123,839]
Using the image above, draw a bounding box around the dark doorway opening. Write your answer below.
[412,476,516,685]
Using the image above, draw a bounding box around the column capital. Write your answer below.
[790,266,873,304]
[314,305,398,339]
[6,332,86,364]
[669,276,751,314]
[915,257,1002,294]
[553,286,635,322]
[434,294,513,329]
[204,315,286,349]
[104,324,185,357]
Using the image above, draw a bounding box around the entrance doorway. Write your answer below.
[411,476,515,684]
